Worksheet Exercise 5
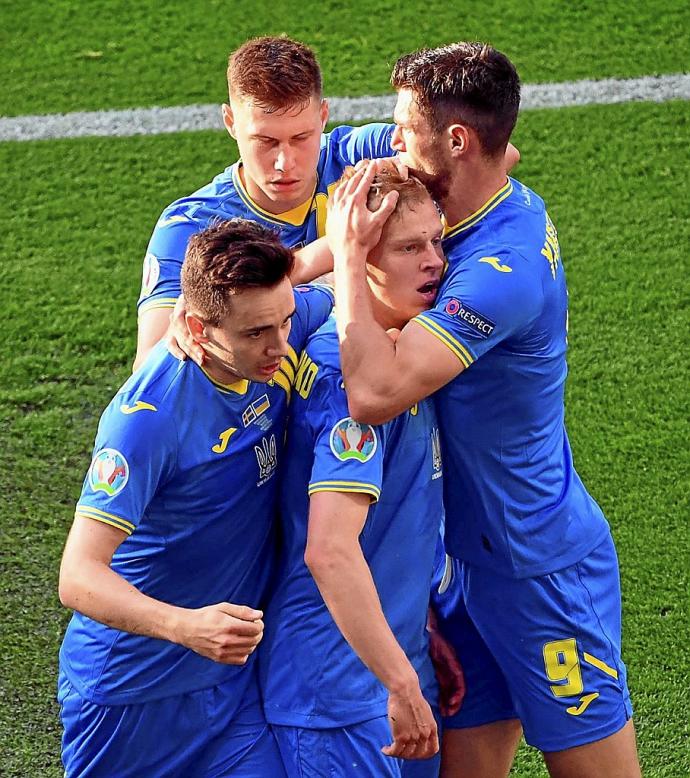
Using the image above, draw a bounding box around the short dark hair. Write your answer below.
[227,36,322,111]
[391,42,520,157]
[181,219,294,325]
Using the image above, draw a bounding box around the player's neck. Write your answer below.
[441,161,509,227]
[369,292,407,332]
[201,352,247,388]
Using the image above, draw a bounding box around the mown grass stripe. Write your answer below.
[1,74,688,142]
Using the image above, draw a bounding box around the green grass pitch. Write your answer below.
[1,2,688,775]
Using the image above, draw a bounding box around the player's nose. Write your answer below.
[391,124,406,152]
[275,145,295,173]
[266,332,289,358]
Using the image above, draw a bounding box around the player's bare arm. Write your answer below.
[328,162,463,424]
[305,490,439,760]
[59,516,263,665]
[134,307,173,371]
[289,236,333,285]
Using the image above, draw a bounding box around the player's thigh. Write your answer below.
[440,719,522,778]
[463,534,634,753]
[544,719,641,778]
[58,674,214,777]
[272,717,403,777]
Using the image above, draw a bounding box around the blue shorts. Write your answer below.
[437,534,633,752]
[58,667,286,777]
[272,711,441,778]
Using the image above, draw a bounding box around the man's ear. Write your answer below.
[222,103,236,139]
[320,99,329,131]
[448,123,471,158]
[186,313,209,343]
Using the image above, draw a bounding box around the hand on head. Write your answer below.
[326,160,399,259]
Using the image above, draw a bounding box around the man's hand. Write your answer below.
[382,682,439,761]
[165,295,205,366]
[174,602,264,665]
[327,160,399,259]
[429,625,465,716]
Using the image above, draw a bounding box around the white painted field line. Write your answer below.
[1,74,688,142]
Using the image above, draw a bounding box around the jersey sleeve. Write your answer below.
[289,285,336,352]
[414,249,543,368]
[75,398,177,535]
[306,371,384,502]
[136,214,200,315]
[326,123,395,166]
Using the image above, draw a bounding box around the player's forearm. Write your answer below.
[332,255,403,425]
[306,537,420,695]
[291,237,333,285]
[59,554,184,643]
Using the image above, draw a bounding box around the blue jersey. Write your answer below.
[261,316,443,728]
[414,178,609,578]
[138,124,394,314]
[60,286,333,705]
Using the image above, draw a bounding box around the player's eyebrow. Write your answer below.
[240,309,295,334]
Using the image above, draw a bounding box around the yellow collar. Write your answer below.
[233,163,316,227]
[443,179,513,239]
[200,365,250,396]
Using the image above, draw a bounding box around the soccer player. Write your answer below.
[134,35,394,369]
[57,219,333,777]
[327,44,642,778]
[260,169,448,777]
[260,172,443,776]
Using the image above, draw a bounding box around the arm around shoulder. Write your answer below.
[342,319,465,425]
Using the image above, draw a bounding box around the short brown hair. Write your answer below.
[391,42,520,157]
[337,167,432,217]
[227,36,322,111]
[181,219,294,325]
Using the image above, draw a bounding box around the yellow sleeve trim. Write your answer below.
[413,315,474,368]
[75,507,135,536]
[138,297,178,315]
[308,480,381,502]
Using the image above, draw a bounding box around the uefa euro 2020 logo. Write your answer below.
[89,448,129,496]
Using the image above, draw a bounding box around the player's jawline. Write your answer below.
[1,73,688,142]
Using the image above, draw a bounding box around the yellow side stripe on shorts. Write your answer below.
[583,652,619,679]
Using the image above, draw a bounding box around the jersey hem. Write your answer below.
[446,525,611,580]
[263,699,388,729]
[58,652,250,706]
